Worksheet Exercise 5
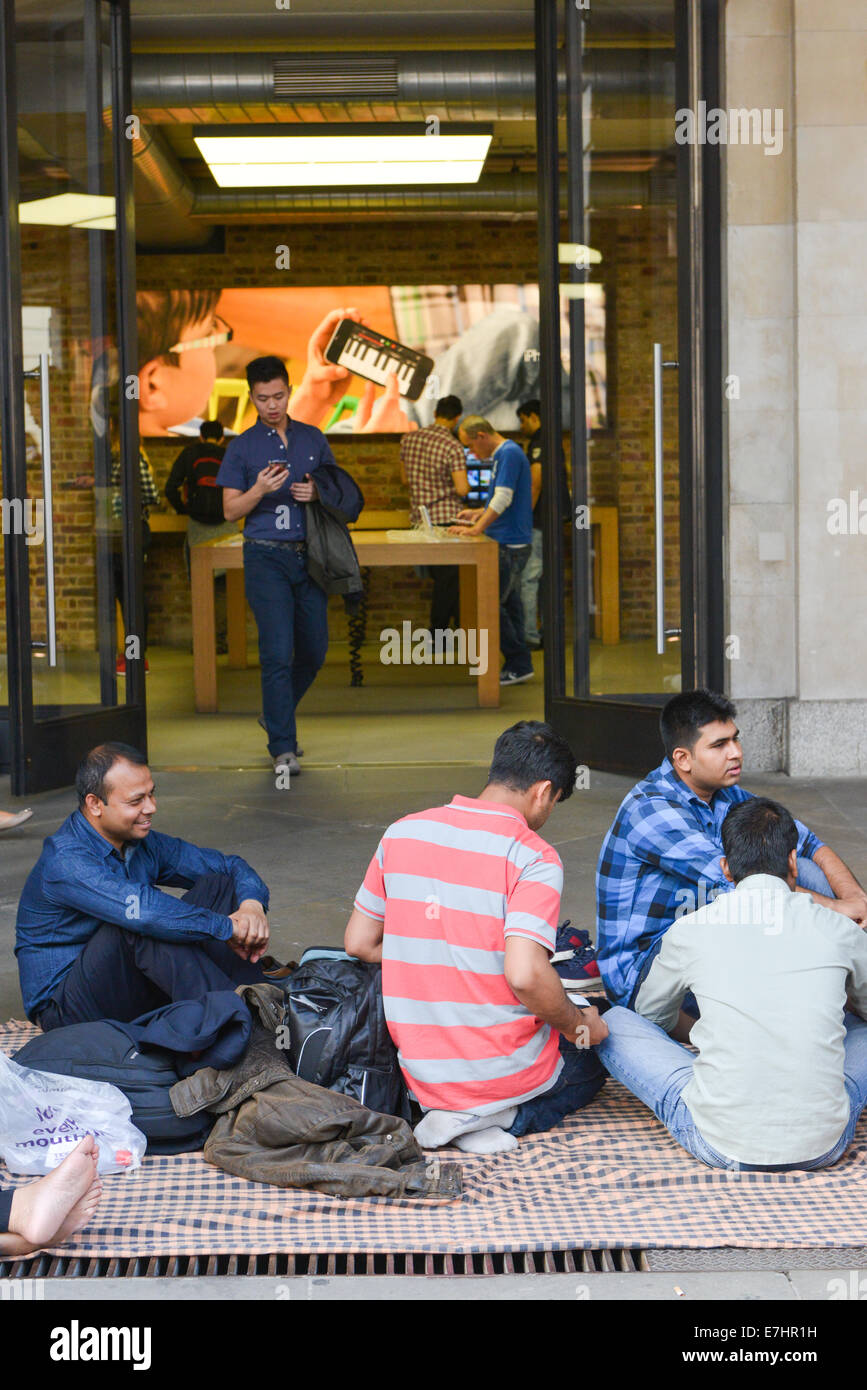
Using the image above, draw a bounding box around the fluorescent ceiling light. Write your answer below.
[72,215,117,231]
[194,128,492,188]
[19,193,116,227]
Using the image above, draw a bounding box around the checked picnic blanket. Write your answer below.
[3,1019,867,1257]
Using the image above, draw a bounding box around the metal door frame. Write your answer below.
[0,0,146,792]
[535,0,724,775]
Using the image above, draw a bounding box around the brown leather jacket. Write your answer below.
[170,983,461,1202]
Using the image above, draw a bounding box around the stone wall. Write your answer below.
[724,0,867,773]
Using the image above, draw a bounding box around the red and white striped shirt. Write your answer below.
[354,795,564,1114]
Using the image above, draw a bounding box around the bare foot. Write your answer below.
[52,1177,102,1244]
[7,1135,99,1252]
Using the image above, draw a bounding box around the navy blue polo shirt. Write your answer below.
[216,416,338,542]
[483,439,533,546]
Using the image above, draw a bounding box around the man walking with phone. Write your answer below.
[217,356,347,775]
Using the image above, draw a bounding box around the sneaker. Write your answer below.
[259,715,302,756]
[273,751,300,776]
[500,668,535,686]
[551,921,602,985]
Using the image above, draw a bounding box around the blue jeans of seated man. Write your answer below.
[597,1006,867,1171]
[499,544,533,676]
[628,856,836,1015]
[243,541,329,757]
[508,1034,607,1138]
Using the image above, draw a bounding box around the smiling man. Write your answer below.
[595,689,867,1014]
[15,744,273,1030]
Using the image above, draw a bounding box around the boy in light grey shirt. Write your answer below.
[597,796,867,1170]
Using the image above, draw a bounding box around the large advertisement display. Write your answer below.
[134,284,607,438]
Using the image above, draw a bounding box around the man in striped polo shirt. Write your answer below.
[345,721,607,1151]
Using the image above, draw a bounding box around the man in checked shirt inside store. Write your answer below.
[399,394,469,632]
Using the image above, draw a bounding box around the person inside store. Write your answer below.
[448,415,535,686]
[516,399,544,648]
[0,1136,101,1260]
[217,355,362,777]
[598,796,867,1171]
[596,688,867,1032]
[400,393,468,631]
[165,417,237,652]
[15,743,275,1032]
[345,720,608,1154]
[515,399,571,650]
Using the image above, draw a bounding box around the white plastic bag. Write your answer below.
[0,1052,146,1176]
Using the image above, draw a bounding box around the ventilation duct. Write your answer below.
[190,170,671,222]
[132,49,673,122]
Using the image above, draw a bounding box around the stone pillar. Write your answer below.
[724,0,867,774]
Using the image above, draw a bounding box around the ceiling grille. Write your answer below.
[272,57,400,100]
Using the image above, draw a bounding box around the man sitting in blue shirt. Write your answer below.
[596,689,867,1024]
[448,415,534,685]
[16,743,274,1030]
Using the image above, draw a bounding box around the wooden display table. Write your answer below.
[190,529,501,713]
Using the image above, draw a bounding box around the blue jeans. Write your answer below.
[499,544,533,676]
[37,874,265,1031]
[243,541,329,757]
[628,857,835,1012]
[597,1006,867,1170]
[508,1034,606,1138]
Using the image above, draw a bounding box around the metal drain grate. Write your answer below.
[0,1247,649,1280]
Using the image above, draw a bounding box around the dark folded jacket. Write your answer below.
[306,460,365,599]
[170,983,461,1202]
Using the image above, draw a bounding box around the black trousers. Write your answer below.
[429,565,460,631]
[37,873,265,1033]
[0,1188,12,1233]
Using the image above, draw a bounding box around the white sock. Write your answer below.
[454,1126,519,1154]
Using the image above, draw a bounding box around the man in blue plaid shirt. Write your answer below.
[596,689,867,1018]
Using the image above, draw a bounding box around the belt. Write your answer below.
[244,538,307,552]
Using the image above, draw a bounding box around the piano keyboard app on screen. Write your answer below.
[324,317,434,401]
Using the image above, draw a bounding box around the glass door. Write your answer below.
[0,0,146,793]
[536,0,723,773]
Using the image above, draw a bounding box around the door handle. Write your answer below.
[23,353,57,667]
[652,343,678,656]
[38,352,57,668]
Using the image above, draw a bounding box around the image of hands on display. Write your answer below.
[289,307,418,435]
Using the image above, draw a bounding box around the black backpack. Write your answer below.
[13,1022,213,1155]
[282,950,411,1121]
[183,449,226,525]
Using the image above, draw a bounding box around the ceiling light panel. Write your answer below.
[194,126,492,188]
